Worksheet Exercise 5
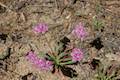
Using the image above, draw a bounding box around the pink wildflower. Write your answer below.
[34,59,46,68]
[26,51,38,63]
[72,22,87,40]
[26,51,53,70]
[71,48,83,62]
[44,60,53,70]
[33,23,48,34]
[35,59,53,70]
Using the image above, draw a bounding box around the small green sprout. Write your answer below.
[95,3,102,14]
[93,17,104,30]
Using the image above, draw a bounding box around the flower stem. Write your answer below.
[44,34,55,56]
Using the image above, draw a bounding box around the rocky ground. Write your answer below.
[0,0,120,80]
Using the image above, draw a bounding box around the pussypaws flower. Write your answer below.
[33,23,48,34]
[26,51,53,70]
[71,48,83,62]
[26,51,38,63]
[72,22,87,40]
[35,59,53,70]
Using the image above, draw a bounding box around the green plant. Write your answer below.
[45,43,75,69]
[93,17,104,30]
[44,43,81,78]
[95,3,102,14]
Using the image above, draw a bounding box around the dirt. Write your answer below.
[0,0,120,80]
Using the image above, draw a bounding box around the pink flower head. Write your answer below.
[34,59,46,68]
[44,60,53,70]
[33,23,48,34]
[71,48,83,62]
[26,51,53,70]
[35,59,53,70]
[26,51,38,63]
[72,22,87,40]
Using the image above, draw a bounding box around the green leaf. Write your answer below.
[60,61,75,65]
[58,52,68,59]
[48,54,56,61]
[60,58,71,62]
[46,55,53,61]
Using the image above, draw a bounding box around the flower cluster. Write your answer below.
[72,22,87,40]
[71,48,83,62]
[26,22,86,71]
[26,51,53,70]
[33,23,48,34]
